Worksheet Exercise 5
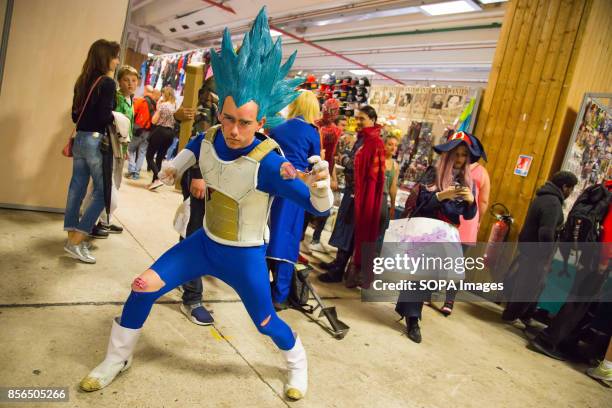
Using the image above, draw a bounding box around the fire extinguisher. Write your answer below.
[484,203,514,269]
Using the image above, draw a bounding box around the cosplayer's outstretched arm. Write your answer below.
[158,133,204,184]
[258,152,333,216]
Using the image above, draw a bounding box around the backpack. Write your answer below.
[144,96,156,121]
[559,183,611,274]
[400,166,436,218]
[401,183,421,218]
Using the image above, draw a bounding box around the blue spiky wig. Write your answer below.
[209,7,304,128]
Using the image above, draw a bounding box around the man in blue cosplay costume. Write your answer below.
[79,8,333,401]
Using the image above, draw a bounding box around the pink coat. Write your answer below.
[458,163,488,244]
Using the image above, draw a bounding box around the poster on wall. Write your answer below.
[410,90,430,117]
[514,155,533,177]
[396,88,413,114]
[426,87,470,121]
[368,86,384,111]
[561,93,611,213]
[380,87,399,115]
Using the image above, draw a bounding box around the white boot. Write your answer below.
[79,317,141,392]
[281,335,308,400]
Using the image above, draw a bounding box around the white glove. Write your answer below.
[159,162,177,186]
[307,155,333,212]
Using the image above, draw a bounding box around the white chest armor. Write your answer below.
[198,126,279,247]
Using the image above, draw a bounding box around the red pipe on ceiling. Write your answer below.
[202,0,236,14]
[201,0,404,84]
[269,25,404,85]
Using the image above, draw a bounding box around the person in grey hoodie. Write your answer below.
[502,171,578,325]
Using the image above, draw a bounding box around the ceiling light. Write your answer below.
[270,29,282,37]
[420,1,481,16]
[478,0,507,3]
[313,7,420,26]
[350,69,375,76]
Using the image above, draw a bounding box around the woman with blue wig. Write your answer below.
[78,8,333,401]
[267,90,321,309]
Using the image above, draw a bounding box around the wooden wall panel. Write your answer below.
[0,0,130,211]
[545,0,612,180]
[475,0,610,243]
[124,48,147,76]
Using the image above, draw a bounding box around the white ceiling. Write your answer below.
[126,0,507,86]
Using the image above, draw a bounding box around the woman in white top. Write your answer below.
[146,86,177,190]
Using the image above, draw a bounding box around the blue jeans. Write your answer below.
[63,131,105,234]
[128,131,149,173]
[165,136,179,160]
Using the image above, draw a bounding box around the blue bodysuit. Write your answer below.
[120,129,327,350]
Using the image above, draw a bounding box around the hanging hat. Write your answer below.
[356,86,368,96]
[433,131,487,162]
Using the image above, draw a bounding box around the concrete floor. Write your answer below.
[0,173,609,408]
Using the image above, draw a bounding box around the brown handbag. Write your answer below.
[62,76,104,157]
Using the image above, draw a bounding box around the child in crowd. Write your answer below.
[128,85,159,180]
[113,65,138,187]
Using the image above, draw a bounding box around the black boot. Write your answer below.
[406,317,422,344]
[318,268,343,283]
[318,249,350,283]
[318,260,337,270]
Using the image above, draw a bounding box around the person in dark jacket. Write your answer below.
[502,171,578,325]
[171,78,218,325]
[528,180,611,360]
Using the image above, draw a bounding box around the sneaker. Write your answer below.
[148,180,164,190]
[521,318,548,330]
[124,172,133,179]
[586,361,612,382]
[440,301,454,316]
[506,318,527,330]
[308,242,327,253]
[132,172,140,180]
[89,225,109,239]
[99,223,123,234]
[528,337,565,361]
[180,303,214,326]
[64,241,96,264]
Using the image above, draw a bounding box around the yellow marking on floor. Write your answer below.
[210,326,231,341]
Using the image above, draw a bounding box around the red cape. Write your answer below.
[353,125,386,273]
